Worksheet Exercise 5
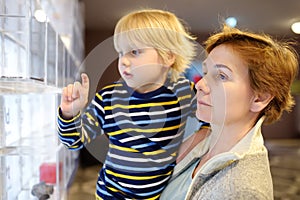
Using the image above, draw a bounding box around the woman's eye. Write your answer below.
[216,72,228,81]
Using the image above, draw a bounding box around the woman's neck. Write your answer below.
[207,117,257,157]
[192,115,259,178]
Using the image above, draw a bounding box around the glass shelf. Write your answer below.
[0,78,62,94]
[0,0,84,199]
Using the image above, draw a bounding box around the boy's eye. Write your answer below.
[118,49,143,57]
[131,49,141,56]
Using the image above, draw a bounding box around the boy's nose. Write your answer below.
[120,55,130,67]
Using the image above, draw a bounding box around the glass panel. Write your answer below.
[3,34,27,77]
[57,37,65,88]
[4,0,27,16]
[0,95,21,147]
[0,154,21,200]
[3,15,27,45]
[0,34,3,74]
[46,24,57,86]
[30,17,46,81]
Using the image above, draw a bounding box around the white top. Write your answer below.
[160,117,273,200]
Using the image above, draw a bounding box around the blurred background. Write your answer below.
[1,0,300,199]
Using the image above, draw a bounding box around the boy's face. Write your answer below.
[117,38,169,93]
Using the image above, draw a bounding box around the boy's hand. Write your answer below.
[60,73,90,119]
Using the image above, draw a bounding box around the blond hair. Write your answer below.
[114,9,197,82]
[205,25,299,124]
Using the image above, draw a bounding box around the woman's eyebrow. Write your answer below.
[202,61,232,72]
[214,64,232,72]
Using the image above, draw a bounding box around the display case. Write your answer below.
[0,0,84,199]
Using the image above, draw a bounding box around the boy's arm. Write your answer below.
[57,108,84,150]
[57,73,104,150]
[176,123,210,163]
[57,94,105,150]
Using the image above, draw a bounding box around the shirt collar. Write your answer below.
[173,117,266,177]
[200,117,266,174]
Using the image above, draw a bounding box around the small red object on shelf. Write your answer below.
[39,162,62,184]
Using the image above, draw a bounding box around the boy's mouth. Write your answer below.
[123,71,133,78]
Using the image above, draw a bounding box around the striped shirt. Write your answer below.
[57,77,198,199]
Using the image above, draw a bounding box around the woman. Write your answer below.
[160,25,299,199]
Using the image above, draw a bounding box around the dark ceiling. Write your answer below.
[82,0,300,37]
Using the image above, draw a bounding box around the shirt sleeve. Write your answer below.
[56,91,105,150]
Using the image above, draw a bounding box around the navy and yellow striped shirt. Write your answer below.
[57,77,198,199]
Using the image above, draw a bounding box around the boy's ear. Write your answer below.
[164,52,175,67]
[250,92,274,113]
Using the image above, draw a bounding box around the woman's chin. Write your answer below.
[196,112,211,123]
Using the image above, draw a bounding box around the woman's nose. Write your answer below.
[195,77,210,94]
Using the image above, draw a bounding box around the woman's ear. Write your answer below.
[164,52,175,67]
[250,92,274,113]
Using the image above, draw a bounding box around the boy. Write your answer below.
[57,9,207,200]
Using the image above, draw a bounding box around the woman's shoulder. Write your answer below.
[190,153,273,200]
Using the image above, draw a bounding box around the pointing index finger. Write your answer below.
[81,73,89,89]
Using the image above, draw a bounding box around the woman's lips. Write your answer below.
[197,100,211,107]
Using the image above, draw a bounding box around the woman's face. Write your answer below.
[195,44,255,126]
